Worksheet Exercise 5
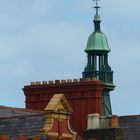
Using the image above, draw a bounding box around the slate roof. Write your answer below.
[119,115,140,140]
[0,106,43,118]
[0,106,140,140]
[0,106,45,140]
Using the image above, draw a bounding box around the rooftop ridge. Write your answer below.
[0,106,43,113]
[119,115,140,119]
[30,78,99,86]
[0,112,45,120]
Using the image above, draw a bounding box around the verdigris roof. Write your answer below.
[85,14,111,53]
[85,31,110,53]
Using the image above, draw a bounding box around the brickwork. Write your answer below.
[0,135,84,140]
[0,135,47,140]
[0,135,10,140]
[17,136,28,140]
[119,115,140,140]
[23,78,103,134]
[41,94,77,140]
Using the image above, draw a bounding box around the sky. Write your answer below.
[0,0,139,116]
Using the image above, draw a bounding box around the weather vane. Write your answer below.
[93,0,101,15]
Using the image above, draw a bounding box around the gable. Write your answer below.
[45,94,73,114]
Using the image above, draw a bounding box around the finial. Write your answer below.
[93,0,101,15]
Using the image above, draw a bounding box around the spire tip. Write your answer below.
[93,0,101,15]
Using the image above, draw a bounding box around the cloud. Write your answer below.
[0,0,139,115]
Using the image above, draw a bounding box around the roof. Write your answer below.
[0,106,43,118]
[85,31,111,53]
[0,106,45,140]
[85,13,111,53]
[119,115,140,140]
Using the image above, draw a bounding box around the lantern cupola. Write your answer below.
[83,0,115,116]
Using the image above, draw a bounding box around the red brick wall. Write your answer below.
[0,135,39,140]
[23,78,103,135]
[0,135,9,140]
[0,135,82,140]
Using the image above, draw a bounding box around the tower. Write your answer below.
[23,0,115,134]
[82,1,115,116]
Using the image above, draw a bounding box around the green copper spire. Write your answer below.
[83,0,115,116]
[85,0,111,53]
[85,31,111,53]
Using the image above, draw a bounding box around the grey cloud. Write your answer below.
[0,0,139,115]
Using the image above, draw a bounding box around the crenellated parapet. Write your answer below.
[29,78,100,86]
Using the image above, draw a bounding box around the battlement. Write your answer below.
[30,78,100,86]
